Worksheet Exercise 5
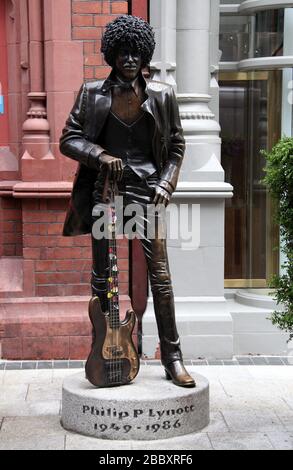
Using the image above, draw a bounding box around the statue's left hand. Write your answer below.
[153,186,171,207]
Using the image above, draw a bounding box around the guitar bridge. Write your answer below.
[105,360,123,384]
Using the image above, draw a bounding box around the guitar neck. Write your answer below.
[108,202,120,329]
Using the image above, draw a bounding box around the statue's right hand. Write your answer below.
[98,153,123,181]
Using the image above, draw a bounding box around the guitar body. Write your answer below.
[85,296,140,387]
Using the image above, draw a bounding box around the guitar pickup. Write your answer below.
[106,345,123,357]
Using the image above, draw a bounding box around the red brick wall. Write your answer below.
[0,198,22,257]
[22,199,129,297]
[72,0,129,81]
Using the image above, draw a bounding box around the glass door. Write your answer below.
[219,71,281,288]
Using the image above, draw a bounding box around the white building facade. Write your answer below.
[142,0,293,358]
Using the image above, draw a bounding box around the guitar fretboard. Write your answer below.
[107,201,120,329]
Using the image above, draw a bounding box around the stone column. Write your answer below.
[21,0,56,181]
[149,0,177,88]
[144,0,234,359]
[209,0,221,123]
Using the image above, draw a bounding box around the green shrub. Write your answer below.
[261,137,293,342]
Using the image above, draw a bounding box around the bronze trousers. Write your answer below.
[91,166,182,364]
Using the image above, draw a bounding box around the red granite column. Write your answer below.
[0,0,9,149]
[0,0,24,263]
[131,0,148,18]
[0,0,19,179]
[0,0,9,260]
[21,0,57,182]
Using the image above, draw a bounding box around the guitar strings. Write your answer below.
[108,181,121,384]
[112,201,118,382]
[110,197,116,382]
[113,201,119,382]
[110,197,116,383]
[108,190,114,383]
[108,202,112,384]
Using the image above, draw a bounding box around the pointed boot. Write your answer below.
[153,293,195,388]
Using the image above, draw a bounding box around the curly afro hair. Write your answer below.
[101,15,156,68]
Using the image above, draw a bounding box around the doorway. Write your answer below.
[219,70,282,288]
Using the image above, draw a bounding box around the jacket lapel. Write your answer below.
[92,86,112,142]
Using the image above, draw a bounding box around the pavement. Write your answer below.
[0,358,292,450]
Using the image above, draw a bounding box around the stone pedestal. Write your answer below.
[61,366,209,440]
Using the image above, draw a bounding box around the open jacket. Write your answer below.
[59,71,186,236]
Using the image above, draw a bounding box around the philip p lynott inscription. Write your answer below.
[82,404,196,436]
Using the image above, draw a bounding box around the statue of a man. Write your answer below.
[60,15,195,388]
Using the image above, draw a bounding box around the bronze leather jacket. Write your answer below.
[59,71,185,236]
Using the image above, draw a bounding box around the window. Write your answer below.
[220,9,284,62]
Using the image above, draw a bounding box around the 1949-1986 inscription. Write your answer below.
[82,404,195,434]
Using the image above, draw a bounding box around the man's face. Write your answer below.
[114,47,142,82]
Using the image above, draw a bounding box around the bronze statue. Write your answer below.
[60,15,195,388]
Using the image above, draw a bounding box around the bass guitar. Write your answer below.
[85,176,140,387]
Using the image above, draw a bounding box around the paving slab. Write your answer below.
[3,370,53,385]
[26,383,62,401]
[204,411,229,434]
[247,366,293,380]
[0,435,65,450]
[0,416,65,438]
[208,432,274,450]
[0,384,28,402]
[276,412,293,432]
[219,378,282,398]
[21,362,37,370]
[283,397,293,411]
[65,433,132,450]
[130,432,212,450]
[52,369,83,382]
[65,430,213,451]
[220,409,285,433]
[217,378,292,413]
[208,380,228,398]
[220,396,290,413]
[190,366,254,384]
[0,400,60,417]
[266,431,293,450]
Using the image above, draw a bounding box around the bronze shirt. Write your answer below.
[98,74,158,179]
